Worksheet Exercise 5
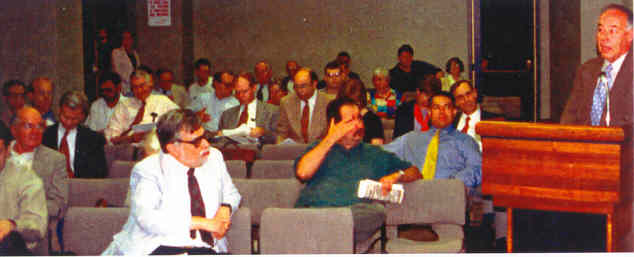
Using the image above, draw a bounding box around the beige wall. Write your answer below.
[192,0,469,87]
[580,0,633,63]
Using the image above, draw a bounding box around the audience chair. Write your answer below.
[225,160,248,179]
[104,144,138,170]
[384,179,466,253]
[68,178,130,207]
[259,207,354,254]
[259,144,309,160]
[108,160,136,178]
[250,160,296,179]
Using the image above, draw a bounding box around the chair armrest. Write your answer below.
[226,207,251,254]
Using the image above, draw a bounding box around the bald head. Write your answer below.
[255,61,272,85]
[11,106,44,153]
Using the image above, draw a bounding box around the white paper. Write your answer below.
[357,179,404,204]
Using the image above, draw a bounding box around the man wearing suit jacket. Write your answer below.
[544,4,633,252]
[218,73,279,144]
[277,68,334,144]
[392,77,440,139]
[450,80,503,150]
[43,90,108,178]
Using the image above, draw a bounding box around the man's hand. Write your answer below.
[249,127,265,138]
[379,172,401,196]
[0,220,16,241]
[324,118,363,144]
[130,131,148,143]
[190,216,230,240]
[211,206,232,239]
[196,108,211,123]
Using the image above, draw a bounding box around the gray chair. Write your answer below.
[225,160,247,179]
[384,179,466,253]
[250,160,295,179]
[63,207,251,255]
[260,207,354,254]
[68,178,130,207]
[104,144,138,170]
[259,144,308,160]
[108,160,136,178]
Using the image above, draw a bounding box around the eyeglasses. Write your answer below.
[175,134,207,148]
[325,72,341,78]
[19,122,46,131]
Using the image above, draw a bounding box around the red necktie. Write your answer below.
[301,101,310,143]
[461,116,470,134]
[121,101,146,136]
[59,130,74,178]
[188,168,214,247]
[238,105,248,126]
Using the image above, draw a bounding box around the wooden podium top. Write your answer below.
[476,121,624,143]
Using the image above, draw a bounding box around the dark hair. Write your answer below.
[398,44,414,56]
[137,65,153,75]
[445,57,464,73]
[449,80,474,95]
[213,71,234,84]
[0,123,12,147]
[429,91,455,107]
[3,80,26,97]
[601,4,633,28]
[156,109,202,153]
[194,58,212,70]
[417,77,441,95]
[309,70,319,82]
[324,60,340,73]
[156,68,173,77]
[59,90,90,116]
[326,97,359,124]
[98,71,122,86]
[28,77,54,93]
[271,77,287,93]
[337,51,350,58]
[337,79,368,107]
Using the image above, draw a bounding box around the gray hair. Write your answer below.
[601,4,633,29]
[372,67,389,78]
[156,109,201,153]
[59,90,89,115]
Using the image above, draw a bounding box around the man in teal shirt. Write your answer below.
[294,97,421,245]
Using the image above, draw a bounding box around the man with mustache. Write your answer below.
[84,72,130,133]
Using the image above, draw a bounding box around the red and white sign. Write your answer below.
[148,0,170,26]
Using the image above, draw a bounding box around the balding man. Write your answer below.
[281,60,300,93]
[105,70,179,145]
[277,68,334,144]
[28,78,55,127]
[254,61,274,102]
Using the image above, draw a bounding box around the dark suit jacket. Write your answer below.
[393,101,418,139]
[218,100,280,144]
[43,124,108,178]
[561,50,633,127]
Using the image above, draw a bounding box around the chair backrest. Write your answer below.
[381,118,395,130]
[225,160,247,179]
[259,144,308,160]
[385,179,466,226]
[63,207,129,255]
[104,144,137,169]
[108,160,136,178]
[68,178,130,207]
[233,178,304,225]
[250,160,296,179]
[259,207,354,254]
[63,207,251,255]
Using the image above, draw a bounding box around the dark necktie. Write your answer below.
[188,168,214,247]
[238,105,248,126]
[59,130,74,178]
[257,84,264,101]
[461,116,470,134]
[121,101,146,136]
[301,101,310,143]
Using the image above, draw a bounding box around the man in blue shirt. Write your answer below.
[383,91,481,189]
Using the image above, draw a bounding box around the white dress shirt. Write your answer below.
[8,140,35,171]
[299,91,318,126]
[188,79,214,103]
[456,106,482,151]
[104,94,179,143]
[187,92,239,131]
[102,148,241,255]
[56,126,77,172]
[84,95,130,132]
[256,83,270,102]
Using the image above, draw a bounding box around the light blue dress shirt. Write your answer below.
[382,126,482,188]
[188,92,240,131]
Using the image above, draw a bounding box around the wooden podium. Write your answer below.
[476,121,631,252]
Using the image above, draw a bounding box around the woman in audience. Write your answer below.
[441,57,465,92]
[338,78,384,145]
[367,67,402,119]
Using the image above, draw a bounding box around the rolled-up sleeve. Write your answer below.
[15,175,48,243]
[453,136,482,188]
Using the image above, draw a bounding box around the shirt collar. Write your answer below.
[603,52,628,80]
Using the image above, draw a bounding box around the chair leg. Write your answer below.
[381,223,387,253]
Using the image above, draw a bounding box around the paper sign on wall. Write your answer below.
[148,0,171,26]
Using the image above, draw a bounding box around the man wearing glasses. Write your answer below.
[84,72,130,133]
[103,109,241,255]
[318,61,345,97]
[277,68,334,144]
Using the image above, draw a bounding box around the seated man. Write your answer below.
[393,77,441,139]
[84,72,130,133]
[1,80,27,128]
[218,73,279,144]
[384,91,481,188]
[103,109,241,255]
[154,68,189,108]
[295,97,421,244]
[27,77,56,127]
[43,90,108,178]
[0,128,47,255]
[105,70,179,145]
[188,71,239,133]
[277,68,334,144]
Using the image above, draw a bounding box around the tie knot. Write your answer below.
[187,168,195,177]
[603,64,613,74]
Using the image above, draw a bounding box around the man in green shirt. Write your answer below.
[294,97,421,245]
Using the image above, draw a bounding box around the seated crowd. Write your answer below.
[0,43,501,255]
